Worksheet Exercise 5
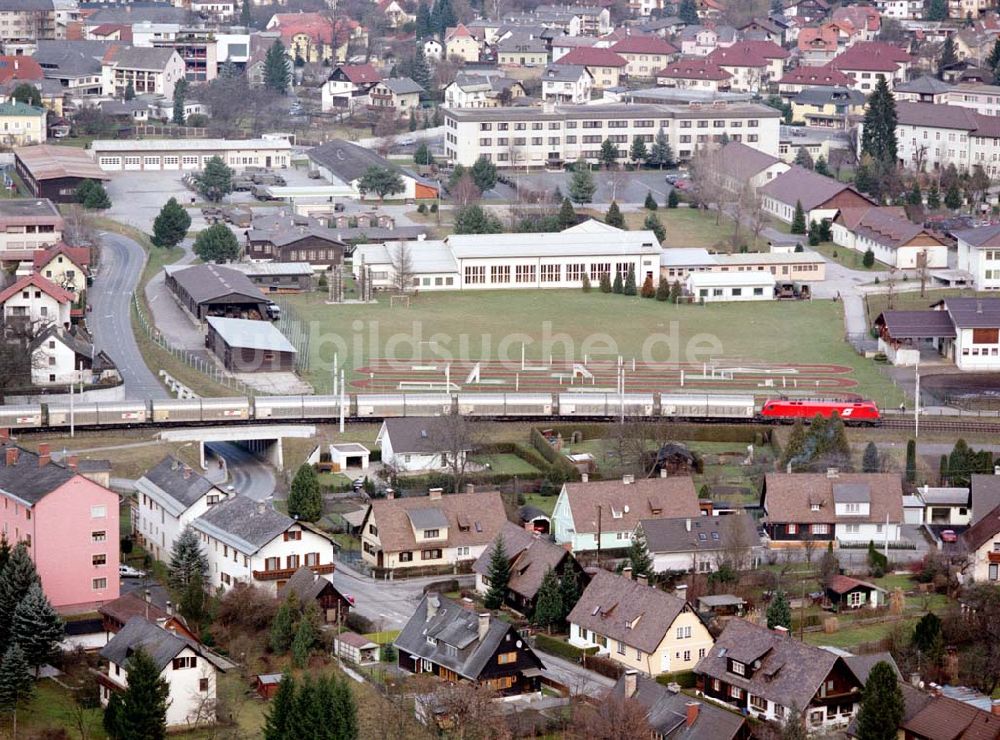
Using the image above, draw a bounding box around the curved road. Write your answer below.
[91,233,167,400]
[205,442,277,501]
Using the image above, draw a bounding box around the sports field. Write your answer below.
[280,290,904,405]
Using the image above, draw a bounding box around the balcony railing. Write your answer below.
[988,551,1000,563]
[252,563,335,581]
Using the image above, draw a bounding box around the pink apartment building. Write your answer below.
[0,442,119,612]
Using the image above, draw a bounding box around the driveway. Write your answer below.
[90,233,168,400]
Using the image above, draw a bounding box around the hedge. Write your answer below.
[542,423,771,445]
[530,428,580,481]
[655,670,696,689]
[479,441,552,472]
[533,634,597,661]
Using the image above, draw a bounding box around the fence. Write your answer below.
[131,294,257,397]
[274,298,312,376]
[133,125,209,139]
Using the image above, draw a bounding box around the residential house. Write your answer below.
[375,416,469,473]
[497,34,549,67]
[555,46,628,88]
[874,298,1000,371]
[567,569,714,676]
[0,197,62,254]
[900,689,1000,739]
[824,575,886,610]
[777,65,857,97]
[706,41,789,93]
[551,35,598,63]
[444,71,525,109]
[972,473,1000,525]
[359,488,508,572]
[368,77,423,119]
[33,39,107,97]
[784,0,832,22]
[101,46,185,99]
[828,41,911,91]
[716,140,791,193]
[790,86,866,128]
[831,205,949,269]
[0,102,45,145]
[913,485,971,525]
[266,12,362,63]
[609,35,678,79]
[797,26,840,64]
[656,57,732,90]
[0,0,56,45]
[32,243,89,293]
[831,5,881,41]
[873,0,924,19]
[134,456,231,563]
[307,139,439,200]
[0,272,72,329]
[377,0,414,29]
[98,617,227,728]
[320,63,381,113]
[760,165,876,224]
[611,671,750,740]
[0,442,119,611]
[761,471,905,546]
[244,213,346,269]
[191,495,336,594]
[739,17,785,45]
[277,565,352,624]
[395,592,545,694]
[679,24,737,56]
[472,521,587,615]
[694,618,865,731]
[98,590,195,641]
[540,64,593,103]
[29,325,116,386]
[956,223,1000,290]
[638,513,761,573]
[444,23,481,62]
[422,37,444,61]
[553,475,702,553]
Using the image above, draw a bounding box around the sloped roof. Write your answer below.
[830,41,910,72]
[330,63,380,84]
[610,35,678,55]
[379,76,423,95]
[33,242,90,270]
[104,45,177,71]
[792,85,865,106]
[278,565,345,604]
[101,616,228,673]
[567,570,691,653]
[955,223,1000,248]
[193,496,300,554]
[972,474,1000,526]
[206,317,296,353]
[853,207,942,250]
[896,75,952,95]
[944,297,1000,329]
[541,63,591,82]
[778,64,855,86]
[903,693,1000,740]
[717,140,782,180]
[137,455,222,518]
[560,477,701,535]
[798,26,839,53]
[657,57,731,81]
[759,164,872,211]
[380,416,472,455]
[0,56,42,84]
[875,310,956,340]
[471,521,572,601]
[895,101,979,131]
[14,144,108,181]
[640,513,759,555]
[707,40,789,67]
[308,138,404,184]
[826,574,884,595]
[0,272,73,306]
[610,673,747,739]
[0,444,77,505]
[763,473,904,525]
[557,46,628,68]
[164,263,266,305]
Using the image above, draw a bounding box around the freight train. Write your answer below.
[0,393,881,431]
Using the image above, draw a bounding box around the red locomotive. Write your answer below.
[758,398,881,425]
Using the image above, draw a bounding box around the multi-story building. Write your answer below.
[956,223,1000,291]
[885,101,1000,175]
[101,46,186,99]
[540,64,593,104]
[0,0,55,45]
[608,35,678,80]
[873,0,924,20]
[0,102,45,146]
[827,41,912,92]
[152,28,219,83]
[0,197,62,253]
[443,101,781,167]
[555,47,627,89]
[706,41,789,94]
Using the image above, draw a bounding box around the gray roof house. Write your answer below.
[163,263,269,321]
[394,592,545,694]
[192,495,304,556]
[136,456,229,519]
[380,76,424,95]
[376,416,473,472]
[638,513,761,573]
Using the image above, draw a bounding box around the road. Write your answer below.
[205,442,276,501]
[90,233,168,400]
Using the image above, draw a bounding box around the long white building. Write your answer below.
[443,101,782,167]
[354,220,662,291]
[90,138,292,171]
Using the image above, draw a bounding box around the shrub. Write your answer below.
[345,612,375,634]
[417,203,428,214]
[429,203,438,213]
[533,634,596,661]
[655,671,696,689]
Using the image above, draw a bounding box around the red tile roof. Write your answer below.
[271,12,356,46]
[335,63,380,84]
[0,273,73,306]
[707,40,789,68]
[778,64,855,86]
[798,26,839,53]
[657,57,731,81]
[556,46,628,68]
[0,56,42,83]
[832,5,881,33]
[830,41,910,72]
[445,23,472,40]
[610,35,679,55]
[32,243,91,272]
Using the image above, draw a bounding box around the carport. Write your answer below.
[164,263,270,321]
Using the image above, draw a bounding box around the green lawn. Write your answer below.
[804,617,918,649]
[809,241,888,272]
[521,492,558,516]
[471,452,542,475]
[283,289,903,405]
[588,207,769,251]
[18,679,106,738]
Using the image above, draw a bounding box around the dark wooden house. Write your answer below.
[205,316,297,373]
[14,144,110,203]
[277,565,353,624]
[394,593,544,695]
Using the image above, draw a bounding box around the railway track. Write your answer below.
[879,417,1000,434]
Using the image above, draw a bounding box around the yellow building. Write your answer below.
[0,102,46,146]
[445,24,481,63]
[568,569,714,676]
[790,86,866,128]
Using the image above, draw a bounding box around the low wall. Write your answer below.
[6,384,126,404]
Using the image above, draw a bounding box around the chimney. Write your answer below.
[675,583,688,601]
[826,468,839,479]
[144,589,151,604]
[786,462,792,474]
[183,465,191,479]
[774,625,789,637]
[67,455,78,470]
[623,565,633,580]
[256,502,266,514]
[685,702,700,727]
[636,574,648,587]
[5,447,18,466]
[624,669,638,698]
[909,672,921,688]
[166,600,173,617]
[992,701,1000,717]
[478,613,490,642]
[622,474,634,485]
[429,487,443,500]
[426,593,439,621]
[660,467,667,478]
[685,518,691,532]
[38,443,50,467]
[581,473,589,483]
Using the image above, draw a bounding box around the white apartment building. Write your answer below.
[540,64,593,104]
[873,0,924,19]
[884,101,1000,175]
[956,224,1000,291]
[443,101,781,167]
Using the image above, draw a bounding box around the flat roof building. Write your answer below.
[686,270,776,302]
[205,316,296,373]
[660,247,826,281]
[0,197,63,254]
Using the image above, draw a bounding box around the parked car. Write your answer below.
[941,529,958,543]
[119,564,146,578]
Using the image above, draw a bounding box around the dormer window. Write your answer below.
[810,504,821,512]
[426,636,437,645]
[610,507,622,519]
[423,529,439,538]
[731,660,746,676]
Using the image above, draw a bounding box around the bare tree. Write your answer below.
[718,512,755,572]
[687,146,726,225]
[571,692,652,740]
[391,242,415,294]
[917,250,930,298]
[61,205,99,248]
[801,533,817,565]
[744,184,770,248]
[433,682,510,739]
[436,411,486,493]
[451,174,482,207]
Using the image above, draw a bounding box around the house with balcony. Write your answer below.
[567,569,714,677]
[321,64,381,112]
[368,77,423,119]
[359,488,508,573]
[961,503,1000,583]
[540,64,593,103]
[101,46,185,99]
[191,495,335,594]
[694,619,866,731]
[0,272,72,330]
[0,197,62,255]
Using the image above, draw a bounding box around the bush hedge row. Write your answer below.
[530,428,581,481]
[655,670,697,689]
[533,633,597,661]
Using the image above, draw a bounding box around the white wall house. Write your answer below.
[376,417,469,473]
[540,64,593,104]
[0,274,71,329]
[686,271,776,302]
[956,224,1000,291]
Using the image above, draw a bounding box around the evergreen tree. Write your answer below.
[794,146,814,170]
[288,674,322,738]
[989,39,1000,84]
[656,278,670,301]
[0,535,10,582]
[416,2,432,38]
[667,188,679,208]
[484,535,510,609]
[678,0,698,24]
[193,223,240,263]
[945,182,963,210]
[766,590,792,630]
[179,570,206,625]
[814,155,830,177]
[863,248,875,267]
[906,439,917,483]
[644,190,658,210]
[855,661,905,740]
[939,454,949,484]
[780,418,807,469]
[861,77,898,166]
[791,200,806,234]
[605,200,624,228]
[123,81,135,101]
[819,541,840,587]
[408,46,432,92]
[291,603,319,668]
[819,220,832,242]
[630,135,648,164]
[557,197,577,229]
[644,212,665,242]
[938,35,958,78]
[76,180,111,209]
[408,109,417,132]
[531,568,563,630]
[172,78,188,125]
[925,0,948,21]
[10,83,40,107]
[11,584,62,674]
[240,0,252,27]
[168,526,208,591]
[196,155,233,202]
[471,155,498,192]
[907,180,923,206]
[288,463,322,522]
[808,219,821,246]
[331,673,359,740]
[599,273,612,293]
[627,528,654,579]
[558,568,581,622]
[927,181,941,208]
[612,271,624,294]
[358,166,405,201]
[111,649,169,740]
[581,274,592,292]
[599,138,619,168]
[151,197,192,248]
[949,439,973,487]
[669,279,682,303]
[912,613,944,662]
[270,592,299,654]
[453,204,503,234]
[414,142,434,166]
[264,40,290,94]
[569,160,596,203]
[0,543,38,647]
[862,441,880,473]
[649,127,673,169]
[264,674,295,740]
[623,265,637,296]
[0,644,32,721]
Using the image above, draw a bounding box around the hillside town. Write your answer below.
[0,0,997,737]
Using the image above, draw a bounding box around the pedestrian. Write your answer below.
[899,402,905,413]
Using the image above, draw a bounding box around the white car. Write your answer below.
[119,564,146,579]
[398,136,415,145]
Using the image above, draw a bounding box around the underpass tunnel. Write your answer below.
[202,438,284,471]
